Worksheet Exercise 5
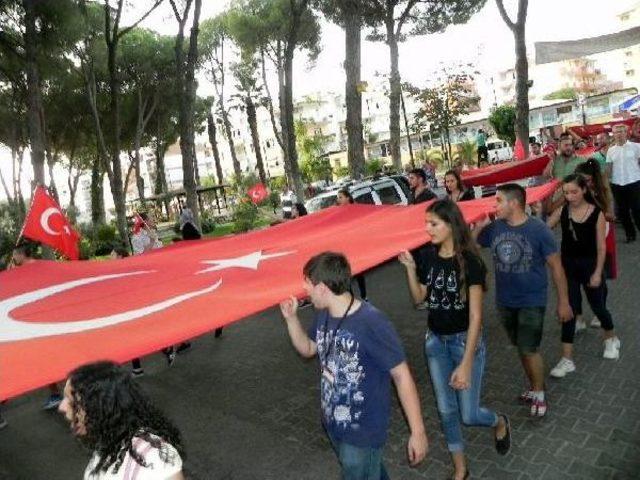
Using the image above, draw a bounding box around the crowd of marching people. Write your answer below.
[2,121,639,480]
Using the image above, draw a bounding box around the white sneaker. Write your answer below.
[575,319,587,333]
[550,357,576,378]
[603,338,620,360]
[590,316,601,328]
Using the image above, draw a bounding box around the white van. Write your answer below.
[487,139,513,163]
[305,176,411,213]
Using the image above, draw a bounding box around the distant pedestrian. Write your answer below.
[336,189,368,301]
[476,129,488,166]
[444,170,475,202]
[408,168,437,204]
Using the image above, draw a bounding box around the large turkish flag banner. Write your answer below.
[461,155,551,187]
[0,182,559,400]
[21,186,81,260]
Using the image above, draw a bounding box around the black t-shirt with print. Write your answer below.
[417,244,486,335]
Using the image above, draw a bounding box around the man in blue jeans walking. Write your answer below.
[280,252,428,479]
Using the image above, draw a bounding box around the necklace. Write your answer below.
[568,204,592,241]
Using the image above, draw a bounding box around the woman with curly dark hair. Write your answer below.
[58,361,185,479]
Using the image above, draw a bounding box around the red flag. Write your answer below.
[460,155,551,187]
[0,182,559,400]
[21,186,81,260]
[514,137,526,161]
[247,183,268,204]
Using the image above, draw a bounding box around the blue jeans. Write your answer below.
[328,433,389,480]
[424,330,498,452]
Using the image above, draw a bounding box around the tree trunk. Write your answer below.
[106,22,129,246]
[207,112,224,184]
[283,48,304,201]
[174,0,202,226]
[193,148,200,186]
[513,25,529,148]
[386,15,402,170]
[67,166,81,210]
[400,88,415,167]
[91,156,106,225]
[46,150,59,202]
[154,143,168,195]
[134,152,145,201]
[260,48,283,150]
[246,96,266,184]
[221,108,241,178]
[344,6,365,179]
[153,138,170,216]
[0,166,13,207]
[277,57,290,185]
[23,0,46,189]
[133,90,148,202]
[497,0,530,149]
[124,154,136,198]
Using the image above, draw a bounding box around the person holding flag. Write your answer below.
[9,241,64,410]
[131,212,162,255]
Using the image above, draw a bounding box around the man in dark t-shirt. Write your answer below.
[408,168,437,204]
[473,184,572,418]
[280,252,428,477]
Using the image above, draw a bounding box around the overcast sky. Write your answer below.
[139,0,636,95]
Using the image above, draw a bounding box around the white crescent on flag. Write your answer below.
[0,271,223,342]
[40,207,63,236]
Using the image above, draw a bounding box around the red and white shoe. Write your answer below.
[518,390,534,404]
[530,397,548,417]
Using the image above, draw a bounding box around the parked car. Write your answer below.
[305,176,411,213]
[487,139,513,163]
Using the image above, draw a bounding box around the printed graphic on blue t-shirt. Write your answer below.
[307,302,405,448]
[478,217,557,307]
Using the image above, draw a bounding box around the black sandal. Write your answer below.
[495,413,511,455]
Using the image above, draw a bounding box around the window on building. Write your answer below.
[556,105,572,115]
[621,13,630,21]
[542,110,556,125]
[626,69,636,77]
[626,50,633,57]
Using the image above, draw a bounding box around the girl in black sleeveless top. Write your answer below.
[547,175,620,378]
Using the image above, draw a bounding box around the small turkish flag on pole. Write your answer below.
[20,186,81,260]
[247,183,269,204]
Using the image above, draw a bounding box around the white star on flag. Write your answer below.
[197,250,295,274]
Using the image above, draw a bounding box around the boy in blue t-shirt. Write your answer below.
[280,252,428,478]
[473,184,573,418]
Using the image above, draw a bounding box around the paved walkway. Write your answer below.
[1,230,639,479]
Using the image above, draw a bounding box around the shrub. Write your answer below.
[232,198,259,233]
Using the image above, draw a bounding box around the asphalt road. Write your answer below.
[1,229,639,479]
